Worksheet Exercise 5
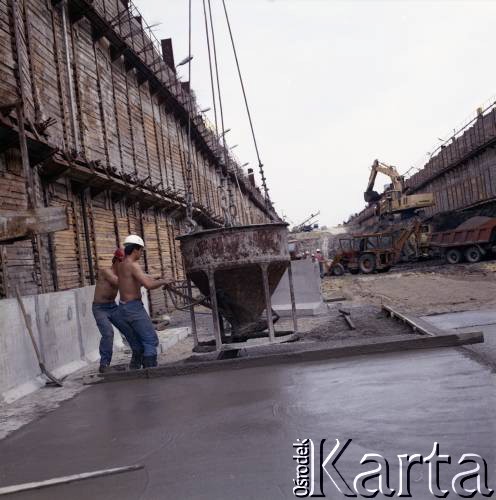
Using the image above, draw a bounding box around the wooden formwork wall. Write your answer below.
[350,108,496,228]
[0,0,274,317]
[405,108,496,219]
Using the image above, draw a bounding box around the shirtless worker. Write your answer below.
[117,235,168,368]
[92,248,145,373]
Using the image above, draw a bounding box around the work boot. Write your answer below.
[142,355,157,368]
[99,364,110,374]
[129,351,143,370]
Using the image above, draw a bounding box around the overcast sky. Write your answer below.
[136,0,496,228]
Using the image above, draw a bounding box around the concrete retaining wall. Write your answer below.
[272,260,327,316]
[0,286,149,404]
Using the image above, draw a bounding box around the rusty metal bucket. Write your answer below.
[177,223,298,350]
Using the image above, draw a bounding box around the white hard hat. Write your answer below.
[124,234,145,247]
[316,249,321,252]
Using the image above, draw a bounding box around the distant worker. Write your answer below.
[117,235,168,368]
[304,251,310,259]
[92,248,144,373]
[315,249,325,278]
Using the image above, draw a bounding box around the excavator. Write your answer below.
[364,159,434,218]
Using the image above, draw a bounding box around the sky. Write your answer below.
[135,0,496,228]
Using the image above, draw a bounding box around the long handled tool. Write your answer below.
[15,286,63,387]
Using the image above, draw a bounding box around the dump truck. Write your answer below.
[429,216,496,264]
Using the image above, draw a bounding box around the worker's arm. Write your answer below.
[131,264,167,290]
[101,268,118,287]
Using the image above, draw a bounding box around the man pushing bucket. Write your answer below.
[117,235,168,368]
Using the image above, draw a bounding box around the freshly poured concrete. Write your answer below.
[0,348,494,499]
[422,310,496,330]
[422,309,496,366]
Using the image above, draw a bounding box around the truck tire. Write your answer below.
[359,254,376,274]
[465,246,482,263]
[446,248,462,265]
[331,263,345,276]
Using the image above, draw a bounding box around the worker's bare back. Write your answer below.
[117,259,144,303]
[93,269,119,304]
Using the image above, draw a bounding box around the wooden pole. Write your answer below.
[207,269,222,351]
[261,263,275,342]
[15,286,63,387]
[0,464,144,496]
[287,262,298,334]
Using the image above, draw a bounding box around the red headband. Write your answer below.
[113,248,125,262]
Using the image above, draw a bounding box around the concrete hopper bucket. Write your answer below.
[177,223,294,345]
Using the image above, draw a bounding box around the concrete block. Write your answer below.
[0,284,148,403]
[0,296,43,403]
[35,290,85,378]
[141,287,150,314]
[271,260,326,317]
[74,285,100,362]
[158,327,190,353]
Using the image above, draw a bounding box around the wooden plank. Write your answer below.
[0,243,10,297]
[0,207,68,242]
[382,304,448,337]
[0,465,144,496]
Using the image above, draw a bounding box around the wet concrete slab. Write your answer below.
[0,348,494,499]
[422,310,496,330]
[422,310,496,367]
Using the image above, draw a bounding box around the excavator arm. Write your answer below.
[364,159,404,203]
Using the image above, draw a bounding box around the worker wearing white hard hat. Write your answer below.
[117,234,168,368]
[123,234,145,247]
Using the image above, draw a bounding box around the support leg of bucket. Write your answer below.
[261,263,275,342]
[207,270,222,351]
[287,262,298,333]
[186,277,198,348]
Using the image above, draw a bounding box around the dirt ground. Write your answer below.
[322,259,496,316]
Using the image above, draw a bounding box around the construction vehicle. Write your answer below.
[364,159,434,218]
[291,211,320,233]
[429,216,496,264]
[326,220,422,275]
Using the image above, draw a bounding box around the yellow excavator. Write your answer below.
[364,159,434,218]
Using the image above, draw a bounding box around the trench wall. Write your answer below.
[0,0,276,318]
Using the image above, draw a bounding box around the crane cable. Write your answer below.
[220,0,271,212]
[202,0,230,226]
[205,0,237,226]
[185,0,197,232]
[202,0,219,136]
[205,0,252,225]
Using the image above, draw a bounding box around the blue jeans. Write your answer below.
[92,302,144,366]
[118,300,159,357]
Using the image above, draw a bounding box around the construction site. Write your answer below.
[0,0,495,499]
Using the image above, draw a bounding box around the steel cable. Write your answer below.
[220,0,271,209]
[206,0,237,226]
